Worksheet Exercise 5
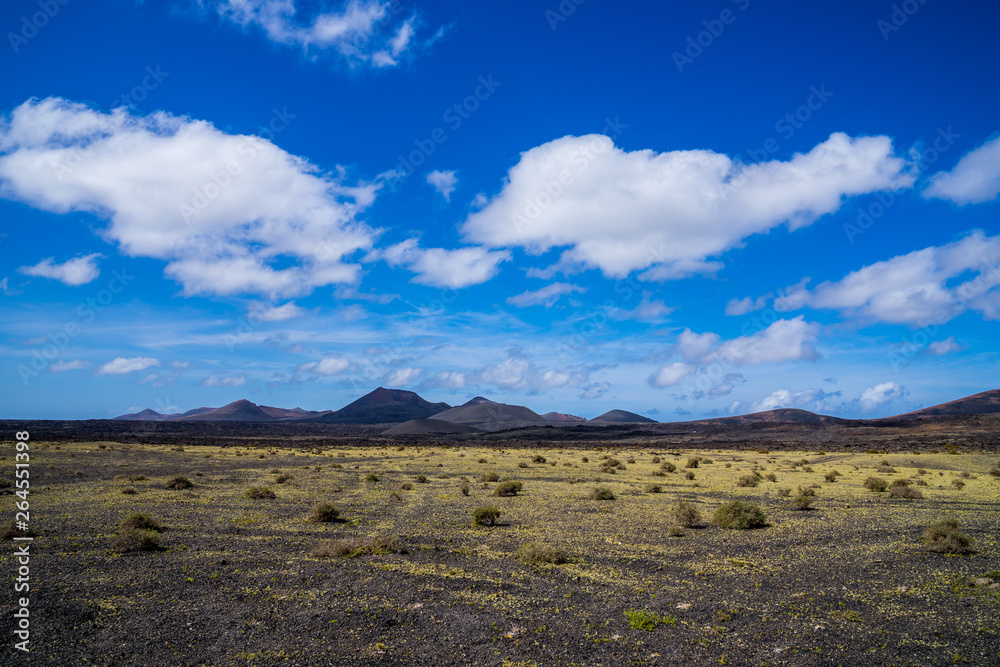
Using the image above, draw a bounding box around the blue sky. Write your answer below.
[2,0,999,419]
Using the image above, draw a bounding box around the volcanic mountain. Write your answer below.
[589,409,658,424]
[430,397,550,431]
[889,389,1000,419]
[542,411,588,422]
[173,399,276,422]
[383,418,484,435]
[305,387,451,424]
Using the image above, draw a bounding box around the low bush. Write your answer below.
[952,479,966,490]
[791,493,814,510]
[824,470,840,482]
[712,500,767,529]
[644,484,662,493]
[245,486,276,499]
[275,473,293,484]
[532,455,547,464]
[495,480,523,497]
[121,486,137,495]
[796,485,816,497]
[588,486,614,500]
[113,528,161,552]
[924,519,973,554]
[737,474,760,488]
[776,487,791,497]
[308,502,342,523]
[673,501,701,527]
[473,506,502,526]
[365,473,379,482]
[480,471,500,483]
[685,472,695,480]
[624,610,675,631]
[763,472,777,482]
[888,484,923,499]
[668,524,685,537]
[661,462,677,473]
[459,481,470,496]
[685,458,700,469]
[165,475,193,490]
[516,541,568,565]
[416,475,428,483]
[864,476,888,492]
[120,512,164,532]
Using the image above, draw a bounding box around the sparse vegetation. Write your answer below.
[112,513,165,552]
[308,502,342,523]
[712,501,767,529]
[624,610,675,631]
[516,541,568,565]
[673,501,701,527]
[864,476,888,492]
[245,486,276,499]
[494,480,523,497]
[737,473,761,488]
[923,519,973,554]
[588,486,615,500]
[473,506,502,526]
[166,475,192,489]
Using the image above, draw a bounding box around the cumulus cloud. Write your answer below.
[383,366,423,386]
[0,97,377,298]
[50,359,90,372]
[857,381,906,414]
[299,356,352,376]
[784,232,1000,324]
[426,169,458,200]
[927,336,963,356]
[250,301,308,322]
[579,381,610,399]
[381,239,510,288]
[725,294,768,316]
[708,316,821,365]
[425,370,466,389]
[648,362,696,388]
[98,356,160,375]
[750,387,840,413]
[19,253,101,286]
[506,282,584,307]
[924,135,1000,204]
[201,372,247,387]
[674,329,721,362]
[462,132,913,279]
[214,0,429,68]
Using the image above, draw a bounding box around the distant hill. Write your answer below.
[685,408,846,427]
[431,399,549,431]
[305,387,451,424]
[543,411,587,422]
[590,409,658,424]
[174,399,276,422]
[889,389,1000,419]
[258,405,319,420]
[383,418,483,435]
[115,408,171,421]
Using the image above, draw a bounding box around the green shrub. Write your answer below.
[480,471,500,483]
[308,502,342,523]
[416,475,428,483]
[673,501,701,527]
[517,461,529,468]
[824,470,839,482]
[120,512,164,533]
[651,456,661,464]
[776,487,791,497]
[951,479,965,490]
[863,476,888,492]
[275,473,293,484]
[662,462,677,473]
[113,528,161,552]
[791,493,814,510]
[459,481,470,496]
[685,471,695,480]
[245,486,276,499]
[644,484,662,493]
[685,458,700,469]
[588,486,614,500]
[737,474,760,488]
[624,610,675,631]
[495,480,523,497]
[121,486,137,495]
[668,524,685,537]
[516,541,567,565]
[796,485,816,497]
[889,485,923,499]
[924,519,973,554]
[166,475,193,489]
[532,455,547,464]
[712,500,767,529]
[473,506,502,526]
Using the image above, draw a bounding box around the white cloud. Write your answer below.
[506,282,584,307]
[50,359,90,372]
[857,381,906,414]
[381,239,510,288]
[215,0,427,68]
[725,294,768,316]
[201,372,247,387]
[750,387,838,413]
[790,232,1000,324]
[674,329,721,363]
[0,277,22,296]
[250,301,307,322]
[612,294,675,320]
[383,366,423,386]
[470,356,591,393]
[312,356,352,375]
[579,381,610,399]
[425,370,466,389]
[648,362,696,388]
[19,253,101,286]
[426,169,458,200]
[462,132,913,278]
[927,336,963,356]
[98,356,160,375]
[0,97,377,298]
[924,135,1000,204]
[709,316,820,365]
